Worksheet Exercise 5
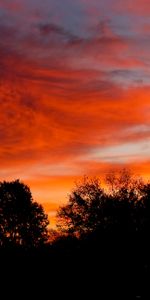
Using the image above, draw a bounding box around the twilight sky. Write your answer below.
[0,0,150,225]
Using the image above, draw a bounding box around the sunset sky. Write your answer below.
[0,0,150,225]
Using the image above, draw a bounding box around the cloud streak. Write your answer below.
[0,0,150,220]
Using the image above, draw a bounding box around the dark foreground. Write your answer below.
[0,235,149,299]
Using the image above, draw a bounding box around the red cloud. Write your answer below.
[0,0,24,12]
[0,1,150,224]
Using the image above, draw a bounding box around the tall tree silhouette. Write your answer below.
[0,180,49,247]
[57,177,106,236]
[56,170,145,237]
[56,171,150,297]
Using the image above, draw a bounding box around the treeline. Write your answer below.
[0,170,149,298]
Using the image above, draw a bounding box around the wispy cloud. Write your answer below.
[0,0,150,215]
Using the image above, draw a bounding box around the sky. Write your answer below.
[0,0,150,226]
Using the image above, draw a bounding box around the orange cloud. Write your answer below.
[0,0,150,226]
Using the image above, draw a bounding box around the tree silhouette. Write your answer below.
[56,171,150,296]
[0,180,49,248]
[56,170,146,237]
[57,177,106,237]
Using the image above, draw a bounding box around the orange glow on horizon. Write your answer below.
[0,0,150,226]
